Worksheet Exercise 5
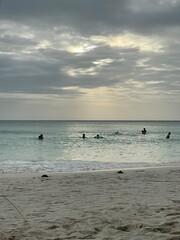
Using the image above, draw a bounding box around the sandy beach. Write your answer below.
[0,167,180,240]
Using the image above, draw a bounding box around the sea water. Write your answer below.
[0,121,180,173]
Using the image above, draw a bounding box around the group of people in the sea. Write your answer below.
[140,128,171,139]
[82,133,103,139]
[38,129,171,140]
[81,128,171,140]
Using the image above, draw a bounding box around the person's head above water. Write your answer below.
[166,132,171,139]
[141,128,147,134]
[38,134,43,140]
[94,134,103,139]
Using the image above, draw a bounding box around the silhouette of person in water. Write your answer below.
[82,133,86,139]
[166,132,171,139]
[38,134,44,140]
[94,134,103,139]
[141,128,147,134]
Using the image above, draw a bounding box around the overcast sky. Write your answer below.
[0,0,180,120]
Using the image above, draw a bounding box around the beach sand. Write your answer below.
[0,167,180,240]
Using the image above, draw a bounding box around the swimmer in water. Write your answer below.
[141,128,147,134]
[38,134,44,140]
[82,133,86,139]
[94,134,103,139]
[166,132,171,139]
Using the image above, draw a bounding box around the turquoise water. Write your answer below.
[0,121,180,173]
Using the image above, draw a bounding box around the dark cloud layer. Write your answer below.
[2,0,180,34]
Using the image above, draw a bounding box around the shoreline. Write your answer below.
[0,164,180,177]
[0,166,180,239]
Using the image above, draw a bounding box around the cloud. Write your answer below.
[0,0,180,119]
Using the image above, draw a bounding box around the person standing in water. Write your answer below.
[166,132,171,139]
[82,133,86,139]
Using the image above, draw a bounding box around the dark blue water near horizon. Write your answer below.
[0,120,180,173]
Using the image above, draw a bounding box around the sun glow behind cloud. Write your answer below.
[66,43,96,54]
[92,33,164,53]
[61,32,164,55]
[64,58,114,77]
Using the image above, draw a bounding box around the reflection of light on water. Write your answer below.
[0,121,180,173]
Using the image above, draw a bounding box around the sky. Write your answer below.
[0,0,180,120]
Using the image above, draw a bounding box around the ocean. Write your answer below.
[0,120,180,173]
